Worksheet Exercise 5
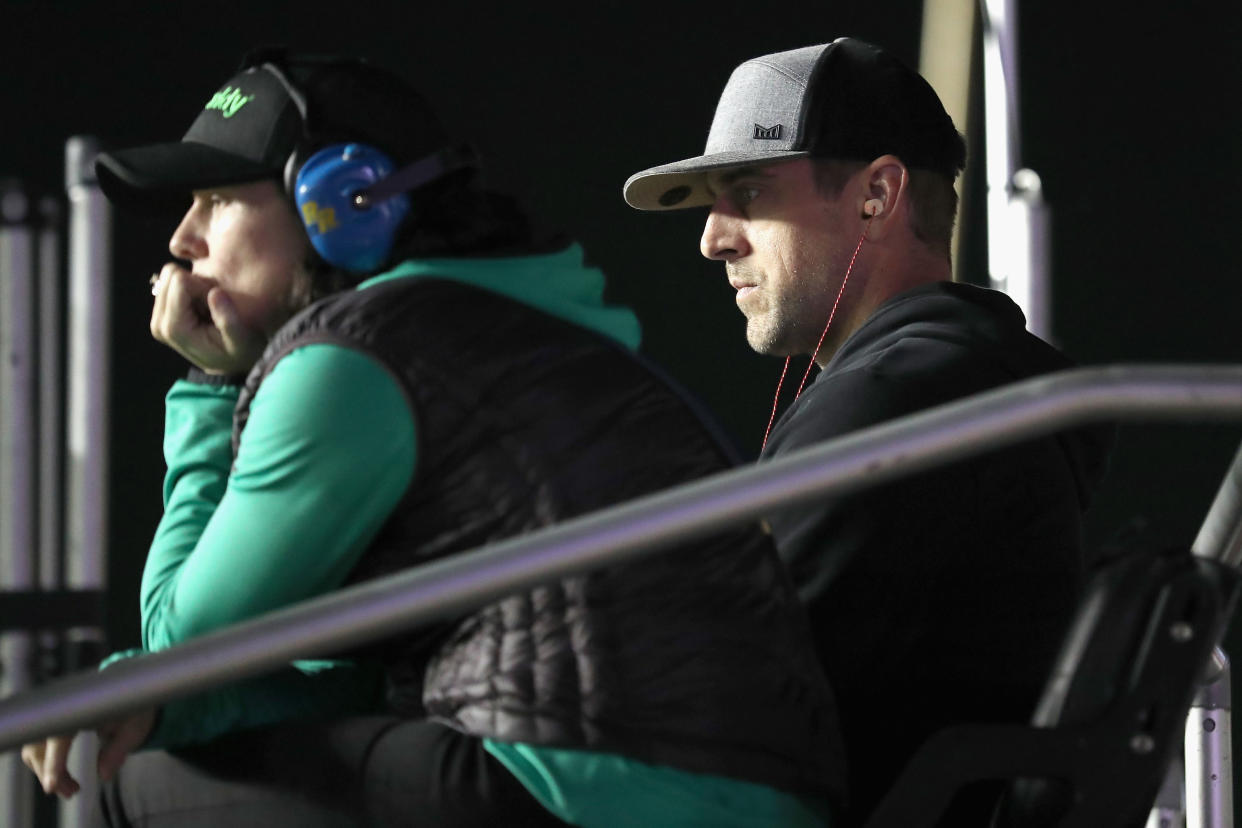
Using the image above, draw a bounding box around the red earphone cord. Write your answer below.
[760,220,872,454]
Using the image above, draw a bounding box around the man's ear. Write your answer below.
[859,155,909,239]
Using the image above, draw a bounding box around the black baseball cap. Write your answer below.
[96,51,451,213]
[624,37,966,210]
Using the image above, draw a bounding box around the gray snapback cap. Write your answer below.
[624,37,965,211]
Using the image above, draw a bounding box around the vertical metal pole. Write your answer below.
[38,196,65,597]
[1185,447,1242,828]
[1186,650,1233,828]
[1147,751,1187,828]
[62,136,111,828]
[979,0,1053,341]
[1,181,39,828]
[38,197,67,828]
[1009,168,1052,341]
[38,196,66,717]
[64,135,111,605]
[980,0,1017,292]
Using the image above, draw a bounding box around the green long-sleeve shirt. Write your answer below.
[107,244,829,826]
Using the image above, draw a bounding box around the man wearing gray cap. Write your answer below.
[626,37,1113,824]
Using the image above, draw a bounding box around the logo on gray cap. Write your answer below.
[753,124,783,140]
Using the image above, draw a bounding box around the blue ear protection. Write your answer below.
[294,143,410,274]
[252,55,477,275]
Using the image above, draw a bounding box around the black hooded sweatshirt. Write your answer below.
[761,281,1114,826]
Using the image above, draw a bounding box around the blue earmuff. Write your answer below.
[294,143,411,274]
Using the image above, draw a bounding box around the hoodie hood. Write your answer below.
[819,281,1113,508]
[831,282,1061,377]
[359,242,642,351]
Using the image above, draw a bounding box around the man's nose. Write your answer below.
[700,200,749,262]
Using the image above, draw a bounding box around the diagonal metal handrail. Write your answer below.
[1,364,1240,753]
[1194,441,1242,569]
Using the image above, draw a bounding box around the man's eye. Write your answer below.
[733,187,760,206]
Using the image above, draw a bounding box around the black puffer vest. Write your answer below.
[234,277,844,797]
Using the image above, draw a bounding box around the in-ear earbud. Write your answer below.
[863,199,883,218]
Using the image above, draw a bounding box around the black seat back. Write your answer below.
[866,547,1241,828]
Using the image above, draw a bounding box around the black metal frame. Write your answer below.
[0,590,105,632]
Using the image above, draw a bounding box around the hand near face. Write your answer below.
[20,708,156,799]
[157,180,317,376]
[150,262,270,376]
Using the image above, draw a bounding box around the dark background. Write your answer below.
[4,0,1241,794]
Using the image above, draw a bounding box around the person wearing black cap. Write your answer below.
[626,38,1113,824]
[21,51,845,826]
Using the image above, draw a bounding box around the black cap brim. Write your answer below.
[95,140,281,215]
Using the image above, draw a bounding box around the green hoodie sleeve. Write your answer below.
[101,649,385,749]
[128,343,416,747]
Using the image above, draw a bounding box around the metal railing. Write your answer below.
[0,364,1239,753]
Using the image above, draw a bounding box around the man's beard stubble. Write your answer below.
[729,263,815,358]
